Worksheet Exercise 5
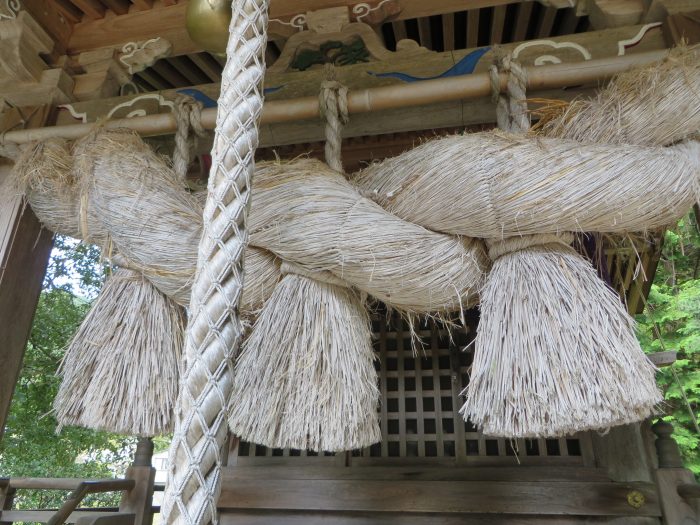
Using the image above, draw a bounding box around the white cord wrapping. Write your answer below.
[161,1,269,525]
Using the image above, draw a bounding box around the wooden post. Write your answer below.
[592,423,656,483]
[119,438,156,525]
[0,106,54,442]
[652,420,700,525]
[0,479,16,525]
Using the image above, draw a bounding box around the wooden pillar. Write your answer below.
[119,438,156,525]
[0,106,54,442]
[590,422,661,525]
[652,420,700,525]
[592,422,656,483]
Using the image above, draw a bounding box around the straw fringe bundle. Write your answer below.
[537,46,700,147]
[229,265,380,451]
[55,268,185,436]
[460,234,661,437]
[250,159,489,314]
[17,49,700,443]
[354,133,700,237]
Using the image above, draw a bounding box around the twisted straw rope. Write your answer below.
[319,65,349,173]
[173,96,206,183]
[489,50,529,134]
[162,1,269,525]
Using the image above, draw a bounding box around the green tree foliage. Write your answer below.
[637,212,700,475]
[0,236,135,509]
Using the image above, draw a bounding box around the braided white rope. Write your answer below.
[162,1,269,525]
[319,65,349,173]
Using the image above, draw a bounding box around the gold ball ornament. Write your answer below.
[186,0,232,56]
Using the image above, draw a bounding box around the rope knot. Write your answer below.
[486,233,575,261]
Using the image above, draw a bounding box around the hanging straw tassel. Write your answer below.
[55,268,185,436]
[460,234,662,438]
[229,263,380,452]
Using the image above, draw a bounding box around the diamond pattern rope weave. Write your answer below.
[161,2,270,525]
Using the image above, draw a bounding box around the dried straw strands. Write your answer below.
[55,268,185,436]
[538,46,700,147]
[351,51,700,438]
[229,266,380,451]
[461,234,661,437]
[13,139,104,242]
[75,130,203,305]
[250,159,489,314]
[354,132,700,238]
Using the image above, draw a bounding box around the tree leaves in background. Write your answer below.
[637,213,700,475]
[0,236,135,509]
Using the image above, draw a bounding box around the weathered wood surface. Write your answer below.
[657,468,700,524]
[220,513,660,525]
[0,510,129,524]
[591,424,655,483]
[119,466,155,525]
[0,107,54,442]
[223,466,611,482]
[66,0,518,56]
[219,479,661,516]
[54,24,665,146]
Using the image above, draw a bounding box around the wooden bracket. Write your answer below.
[0,12,73,107]
[71,38,171,101]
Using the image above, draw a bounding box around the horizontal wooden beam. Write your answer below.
[219,478,661,516]
[67,0,517,56]
[223,466,611,482]
[2,50,671,147]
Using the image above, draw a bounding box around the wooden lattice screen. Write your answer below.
[231,307,595,468]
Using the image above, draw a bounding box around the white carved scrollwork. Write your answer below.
[270,13,307,32]
[0,0,21,20]
[352,0,392,22]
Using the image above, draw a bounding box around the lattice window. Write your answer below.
[232,307,594,467]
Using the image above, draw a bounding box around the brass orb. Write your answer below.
[186,0,232,56]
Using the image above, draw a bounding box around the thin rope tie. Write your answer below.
[173,95,206,184]
[319,64,349,173]
[489,49,530,134]
[162,1,270,525]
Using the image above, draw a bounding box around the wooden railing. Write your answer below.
[0,439,156,525]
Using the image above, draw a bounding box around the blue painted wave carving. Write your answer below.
[177,85,285,108]
[369,47,490,83]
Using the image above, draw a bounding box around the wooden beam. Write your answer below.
[40,24,667,146]
[131,0,155,10]
[99,0,132,16]
[69,0,107,20]
[219,478,661,516]
[490,4,507,44]
[68,0,517,56]
[20,0,76,52]
[587,0,645,30]
[0,107,54,442]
